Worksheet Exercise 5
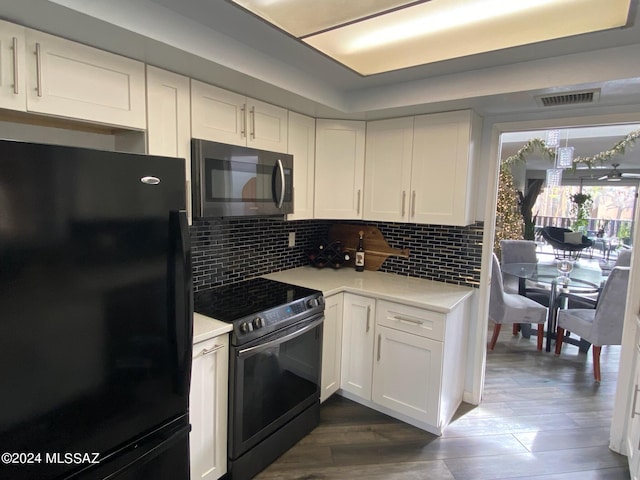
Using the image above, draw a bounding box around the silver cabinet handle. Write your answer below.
[357,189,361,215]
[411,190,416,218]
[12,37,18,94]
[276,158,285,209]
[401,191,406,217]
[377,334,381,361]
[198,344,224,358]
[366,305,371,332]
[35,42,42,97]
[250,106,256,139]
[240,105,246,137]
[392,315,424,326]
[633,384,640,418]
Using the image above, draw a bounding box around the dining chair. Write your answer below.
[500,239,550,337]
[489,253,548,350]
[614,248,632,267]
[499,239,538,294]
[555,266,630,382]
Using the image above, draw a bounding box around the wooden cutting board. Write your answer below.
[328,224,410,271]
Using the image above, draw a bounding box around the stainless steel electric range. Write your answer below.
[194,277,325,480]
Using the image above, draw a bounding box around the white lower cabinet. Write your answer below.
[336,295,469,435]
[190,334,229,480]
[321,293,343,402]
[340,293,376,399]
[626,316,640,479]
[372,325,442,427]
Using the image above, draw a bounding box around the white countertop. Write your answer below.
[263,266,474,313]
[193,312,233,344]
[192,267,474,343]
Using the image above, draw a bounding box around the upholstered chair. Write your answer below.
[555,266,630,382]
[614,248,632,267]
[499,239,550,337]
[499,240,538,294]
[488,253,548,350]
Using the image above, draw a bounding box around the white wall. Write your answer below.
[0,121,117,150]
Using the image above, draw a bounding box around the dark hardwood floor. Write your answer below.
[256,327,630,479]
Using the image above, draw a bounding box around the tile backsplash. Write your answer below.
[190,218,483,291]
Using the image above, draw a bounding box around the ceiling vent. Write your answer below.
[535,89,600,107]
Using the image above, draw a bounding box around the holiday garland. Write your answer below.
[495,127,640,252]
[503,128,640,170]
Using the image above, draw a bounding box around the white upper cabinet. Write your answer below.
[411,110,481,226]
[146,66,190,159]
[146,66,192,219]
[25,29,146,129]
[363,117,414,222]
[287,111,316,220]
[191,80,288,152]
[364,110,481,226]
[314,119,366,219]
[0,20,26,111]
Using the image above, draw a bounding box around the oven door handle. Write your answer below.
[238,315,324,358]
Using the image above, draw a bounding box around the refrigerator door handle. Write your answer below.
[169,210,193,394]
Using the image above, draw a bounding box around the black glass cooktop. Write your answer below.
[194,277,321,322]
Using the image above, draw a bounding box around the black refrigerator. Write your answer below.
[0,139,193,480]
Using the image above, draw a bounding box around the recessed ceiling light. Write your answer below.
[230,0,633,75]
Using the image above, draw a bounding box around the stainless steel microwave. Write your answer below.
[191,139,293,218]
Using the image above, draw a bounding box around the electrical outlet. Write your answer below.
[288,231,296,247]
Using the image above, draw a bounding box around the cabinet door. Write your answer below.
[341,294,375,400]
[25,29,146,129]
[146,66,192,220]
[411,110,478,226]
[627,321,640,479]
[247,98,288,152]
[315,119,366,219]
[190,335,229,480]
[191,80,246,146]
[372,325,442,426]
[321,294,343,402]
[287,111,316,220]
[0,20,26,111]
[363,117,414,222]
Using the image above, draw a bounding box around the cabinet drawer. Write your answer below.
[376,300,445,341]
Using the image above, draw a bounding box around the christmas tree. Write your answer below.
[494,163,523,258]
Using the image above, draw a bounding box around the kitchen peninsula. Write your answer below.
[264,267,474,436]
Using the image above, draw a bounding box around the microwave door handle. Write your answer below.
[276,158,285,209]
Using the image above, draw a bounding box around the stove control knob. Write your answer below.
[307,297,321,308]
[252,317,265,329]
[239,322,253,334]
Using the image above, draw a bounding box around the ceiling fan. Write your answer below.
[597,163,640,181]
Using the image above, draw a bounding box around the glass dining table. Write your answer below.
[501,260,604,352]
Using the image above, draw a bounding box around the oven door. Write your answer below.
[229,314,323,459]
